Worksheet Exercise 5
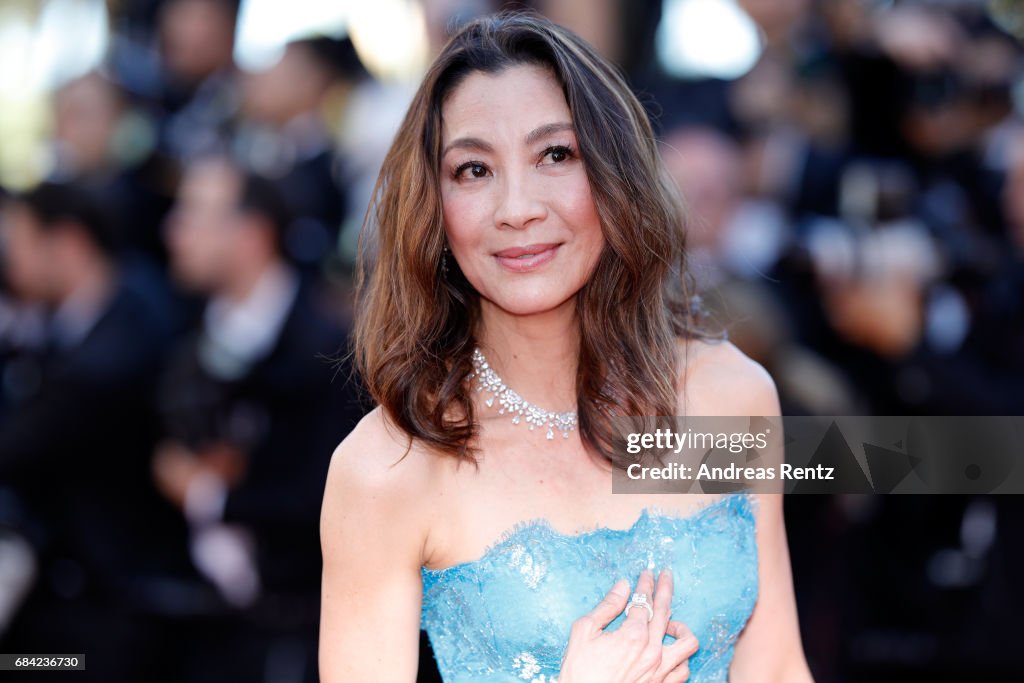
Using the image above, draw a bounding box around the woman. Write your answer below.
[321,12,813,683]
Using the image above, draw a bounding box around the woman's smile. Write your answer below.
[493,242,562,272]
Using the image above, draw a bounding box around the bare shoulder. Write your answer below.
[321,406,442,563]
[323,405,436,497]
[326,405,438,490]
[675,337,781,416]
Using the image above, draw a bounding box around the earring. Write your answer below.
[441,244,449,278]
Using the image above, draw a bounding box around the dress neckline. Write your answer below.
[421,491,755,577]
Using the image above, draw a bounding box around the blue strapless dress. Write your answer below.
[420,492,759,682]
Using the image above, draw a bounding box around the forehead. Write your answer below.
[441,64,570,141]
[180,161,241,205]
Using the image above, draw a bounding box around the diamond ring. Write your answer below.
[624,591,654,622]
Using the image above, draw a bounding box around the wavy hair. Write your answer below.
[352,11,721,467]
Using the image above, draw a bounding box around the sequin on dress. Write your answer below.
[420,492,759,682]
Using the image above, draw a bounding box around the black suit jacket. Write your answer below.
[0,276,194,601]
[158,279,367,597]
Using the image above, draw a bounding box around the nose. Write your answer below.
[493,169,546,230]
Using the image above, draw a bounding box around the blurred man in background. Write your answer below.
[156,0,242,161]
[50,71,177,269]
[0,181,194,682]
[155,155,364,682]
[236,36,370,276]
[661,124,858,416]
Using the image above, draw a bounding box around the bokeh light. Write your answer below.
[656,0,763,80]
[0,0,108,188]
[235,0,427,80]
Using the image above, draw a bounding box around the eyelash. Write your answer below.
[450,144,576,180]
[540,144,575,165]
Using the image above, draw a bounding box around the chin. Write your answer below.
[486,289,578,317]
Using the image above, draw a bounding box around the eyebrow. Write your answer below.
[441,121,575,158]
[525,121,574,146]
[442,136,493,157]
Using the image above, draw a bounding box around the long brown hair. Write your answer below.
[352,11,721,467]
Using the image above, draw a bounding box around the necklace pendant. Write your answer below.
[471,347,577,442]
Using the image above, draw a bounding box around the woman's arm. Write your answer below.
[319,410,430,682]
[721,350,814,682]
[680,339,814,681]
[729,491,814,682]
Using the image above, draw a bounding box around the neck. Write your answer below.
[476,298,579,414]
[222,254,281,305]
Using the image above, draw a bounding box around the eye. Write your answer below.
[453,161,490,180]
[540,144,575,165]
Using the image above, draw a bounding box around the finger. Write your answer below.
[584,578,631,631]
[650,568,673,634]
[624,568,655,626]
[663,621,699,662]
[662,661,690,683]
[649,621,697,682]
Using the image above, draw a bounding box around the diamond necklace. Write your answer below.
[469,347,578,440]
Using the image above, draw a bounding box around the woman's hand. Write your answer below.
[558,568,700,683]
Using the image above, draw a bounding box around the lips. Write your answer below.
[493,242,561,272]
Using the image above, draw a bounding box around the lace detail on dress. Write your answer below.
[420,492,759,682]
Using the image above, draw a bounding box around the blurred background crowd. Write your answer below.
[0,0,1021,681]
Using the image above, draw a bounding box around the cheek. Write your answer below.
[556,174,605,263]
[2,244,32,289]
[174,226,217,274]
[23,246,55,294]
[441,189,489,263]
[13,237,46,283]
[168,226,197,263]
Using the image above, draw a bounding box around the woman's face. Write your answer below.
[439,64,604,318]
